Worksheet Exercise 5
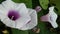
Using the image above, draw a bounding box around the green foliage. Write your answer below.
[39,0,49,10]
[11,28,28,34]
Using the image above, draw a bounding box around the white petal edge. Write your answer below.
[2,0,16,10]
[49,21,58,28]
[19,9,37,30]
[17,3,29,15]
[0,11,15,28]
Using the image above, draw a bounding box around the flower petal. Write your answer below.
[40,14,49,22]
[15,14,31,29]
[17,3,28,15]
[0,15,16,28]
[49,21,58,28]
[2,0,16,9]
[0,4,7,15]
[20,9,37,30]
[0,5,8,21]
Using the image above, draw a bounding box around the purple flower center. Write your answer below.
[8,10,20,21]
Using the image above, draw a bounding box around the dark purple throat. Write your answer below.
[8,10,20,21]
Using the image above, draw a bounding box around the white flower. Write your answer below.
[0,0,37,30]
[40,6,58,28]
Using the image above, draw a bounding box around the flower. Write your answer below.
[35,6,42,12]
[0,0,37,30]
[40,6,58,28]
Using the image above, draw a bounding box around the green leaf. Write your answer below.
[12,28,28,34]
[39,0,49,10]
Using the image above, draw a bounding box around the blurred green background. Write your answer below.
[0,0,60,34]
